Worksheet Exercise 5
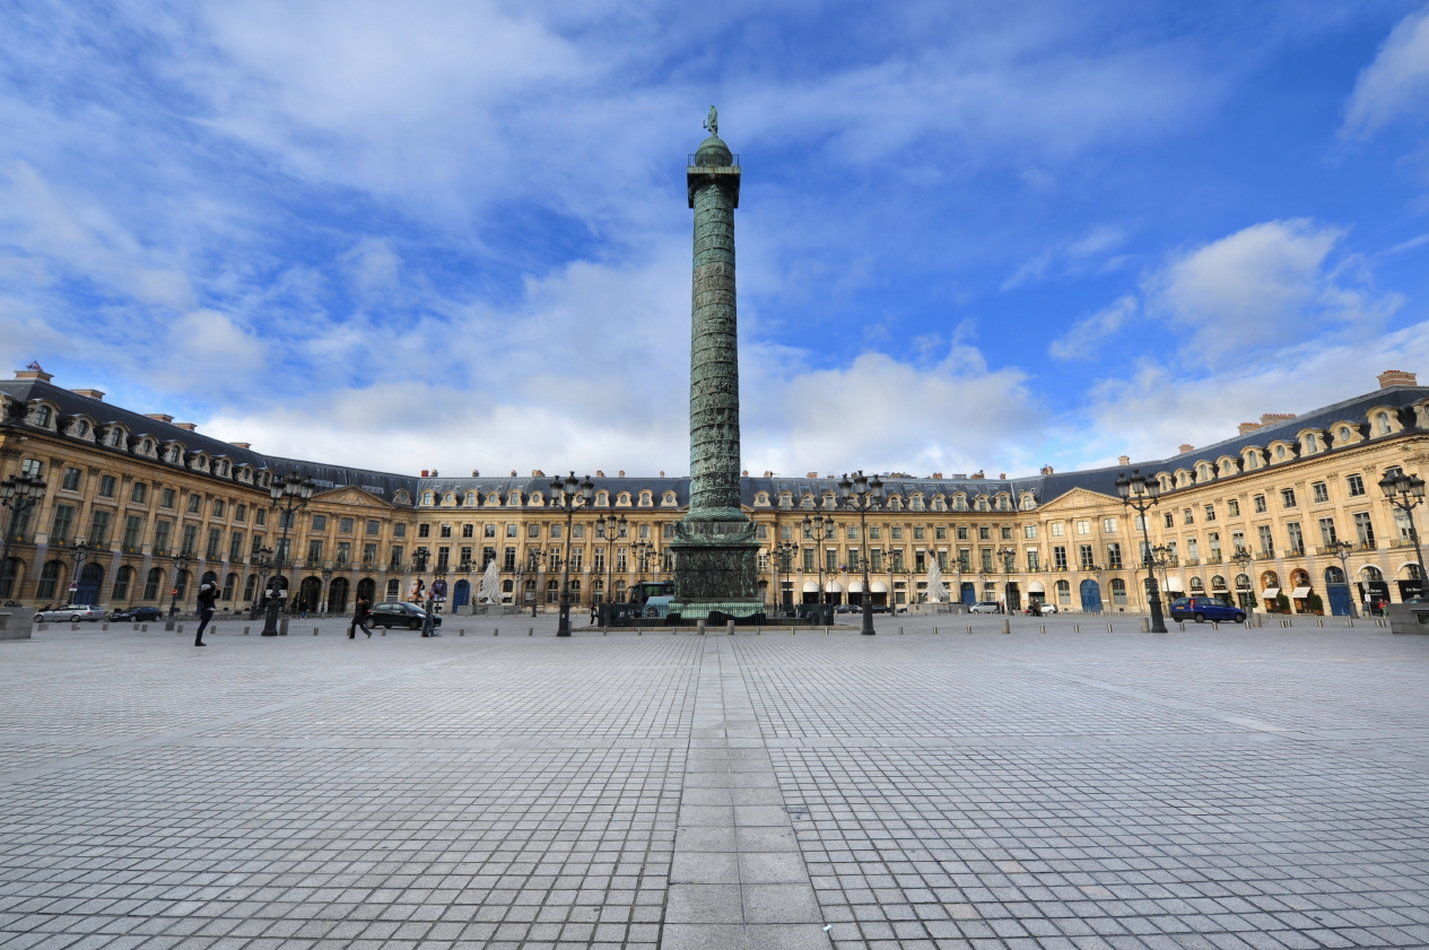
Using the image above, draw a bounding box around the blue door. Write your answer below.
[1079,579,1102,613]
[960,582,976,604]
[1326,584,1353,616]
[453,579,471,608]
[75,563,104,605]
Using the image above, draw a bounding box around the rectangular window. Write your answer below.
[89,510,112,546]
[1318,518,1337,546]
[363,543,378,565]
[869,525,881,540]
[1107,543,1122,569]
[978,526,991,540]
[339,517,354,533]
[976,549,990,571]
[550,524,562,539]
[234,504,247,523]
[1311,482,1329,503]
[1231,530,1245,552]
[869,549,882,571]
[440,524,453,539]
[1182,508,1193,525]
[1203,505,1215,522]
[206,527,222,559]
[390,547,404,570]
[527,524,539,538]
[307,539,324,562]
[483,523,496,538]
[1280,488,1296,508]
[130,482,147,504]
[229,532,244,561]
[1026,549,1040,571]
[573,524,585,539]
[255,508,266,526]
[1208,532,1221,558]
[1078,544,1095,569]
[502,547,516,571]
[934,526,947,541]
[1353,512,1375,547]
[61,467,81,491]
[1050,522,1065,537]
[891,526,903,540]
[461,523,473,538]
[187,495,201,514]
[1227,498,1240,517]
[955,526,969,540]
[51,504,76,543]
[181,524,198,554]
[1346,474,1365,496]
[1102,517,1118,533]
[366,519,380,535]
[825,549,838,571]
[436,547,449,571]
[1164,512,1174,528]
[1024,524,1038,540]
[123,515,143,551]
[98,475,116,497]
[1186,538,1200,560]
[1253,495,1267,513]
[161,488,176,509]
[1053,545,1068,570]
[1286,522,1303,555]
[418,523,430,538]
[593,550,606,573]
[212,499,225,518]
[1257,525,1274,556]
[153,520,172,554]
[913,526,925,540]
[957,549,971,571]
[336,541,351,564]
[312,514,328,531]
[1076,520,1090,535]
[801,548,814,571]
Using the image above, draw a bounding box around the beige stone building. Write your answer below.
[1,365,1424,617]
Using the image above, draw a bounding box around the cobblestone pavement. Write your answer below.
[0,615,1426,949]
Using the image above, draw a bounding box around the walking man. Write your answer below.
[349,595,373,639]
[194,581,217,647]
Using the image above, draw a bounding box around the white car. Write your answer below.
[33,604,106,623]
[969,601,1003,614]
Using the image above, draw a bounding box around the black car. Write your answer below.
[110,606,163,622]
[368,601,443,630]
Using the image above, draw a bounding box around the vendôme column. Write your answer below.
[669,108,763,621]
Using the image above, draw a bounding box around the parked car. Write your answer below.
[368,601,443,630]
[110,606,163,622]
[1025,603,1058,615]
[1168,596,1246,624]
[833,604,859,614]
[33,604,106,623]
[969,601,1002,614]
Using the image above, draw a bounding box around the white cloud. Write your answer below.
[1342,6,1429,138]
[1002,224,1129,290]
[1048,295,1137,361]
[1149,219,1398,355]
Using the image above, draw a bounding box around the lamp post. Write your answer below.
[168,548,191,620]
[774,540,799,614]
[457,557,473,615]
[68,537,94,604]
[0,472,45,602]
[633,540,655,587]
[261,473,314,636]
[802,513,835,613]
[411,546,434,636]
[1115,469,1167,633]
[839,471,884,635]
[250,546,273,619]
[999,547,1017,613]
[550,472,594,637]
[1379,469,1426,601]
[320,565,333,617]
[427,561,446,637]
[1230,546,1255,623]
[1151,544,1175,611]
[1329,539,1358,618]
[882,545,903,612]
[598,512,627,609]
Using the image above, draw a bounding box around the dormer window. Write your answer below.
[1374,412,1392,435]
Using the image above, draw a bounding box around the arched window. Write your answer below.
[507,491,523,506]
[885,494,902,511]
[528,491,543,506]
[1189,576,1204,592]
[1019,492,1036,511]
[222,572,237,600]
[753,492,769,507]
[36,560,64,600]
[1210,574,1227,590]
[800,493,815,509]
[1110,578,1127,605]
[420,491,435,506]
[639,490,653,507]
[465,491,479,506]
[1055,579,1071,604]
[909,493,925,511]
[594,490,610,507]
[386,579,401,599]
[952,493,968,511]
[143,567,164,600]
[31,405,53,427]
[930,495,947,512]
[443,492,457,506]
[1374,412,1392,435]
[974,495,990,512]
[662,491,678,506]
[616,491,632,507]
[111,565,134,601]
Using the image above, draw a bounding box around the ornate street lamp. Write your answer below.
[320,565,334,617]
[598,512,627,609]
[632,539,655,587]
[250,546,274,619]
[1115,469,1167,633]
[0,472,46,601]
[839,471,884,635]
[550,472,595,637]
[1230,546,1255,623]
[1328,539,1358,618]
[68,537,93,604]
[1151,544,1175,604]
[168,548,191,620]
[774,539,799,613]
[882,545,904,612]
[999,547,1017,613]
[1379,469,1426,601]
[261,472,314,636]
[802,513,835,614]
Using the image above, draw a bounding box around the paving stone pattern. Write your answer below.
[0,617,1426,948]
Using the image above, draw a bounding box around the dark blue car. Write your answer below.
[1169,596,1247,623]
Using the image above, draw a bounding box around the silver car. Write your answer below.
[33,604,106,623]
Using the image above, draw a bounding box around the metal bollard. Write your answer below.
[279,618,289,636]
[139,624,147,632]
[1107,623,1113,632]
[458,628,465,636]
[102,623,108,631]
[899,626,903,635]
[934,625,939,635]
[1041,624,1046,634]
[528,628,534,636]
[697,620,706,636]
[726,620,735,636]
[1141,618,1149,632]
[381,628,386,636]
[1074,624,1079,633]
[244,626,250,635]
[1002,619,1011,635]
[313,627,319,636]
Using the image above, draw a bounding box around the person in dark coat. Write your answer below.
[194,582,218,647]
[349,596,373,639]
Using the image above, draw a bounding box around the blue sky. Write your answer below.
[2,0,1428,479]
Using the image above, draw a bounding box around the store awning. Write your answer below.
[1262,587,1281,599]
[802,580,820,593]
[1290,586,1311,598]
[1164,576,1183,591]
[870,581,889,592]
[848,580,864,592]
[1028,581,1045,594]
[825,580,843,592]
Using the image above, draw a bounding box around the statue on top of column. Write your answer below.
[703,105,718,136]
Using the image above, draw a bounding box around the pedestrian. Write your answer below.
[194,581,217,647]
[349,595,373,639]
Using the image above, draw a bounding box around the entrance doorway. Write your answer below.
[1079,579,1102,613]
[75,562,104,605]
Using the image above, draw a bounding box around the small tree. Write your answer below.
[1304,592,1324,615]
[1274,593,1291,614]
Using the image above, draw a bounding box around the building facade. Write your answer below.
[1,366,1424,616]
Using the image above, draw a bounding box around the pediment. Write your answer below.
[312,486,393,508]
[1037,485,1118,511]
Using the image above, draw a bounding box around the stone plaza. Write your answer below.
[1,617,1426,949]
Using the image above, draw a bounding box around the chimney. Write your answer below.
[998,473,1006,479]
[1378,369,1418,389]
[229,441,251,449]
[1040,465,1054,475]
[1237,422,1261,435]
[144,413,174,423]
[1178,444,1194,454]
[1117,455,1130,465]
[71,388,105,401]
[594,470,605,477]
[659,470,666,477]
[421,469,429,477]
[621,470,628,477]
[471,469,479,477]
[174,422,197,431]
[14,365,52,382]
[1260,413,1294,426]
[806,472,818,478]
